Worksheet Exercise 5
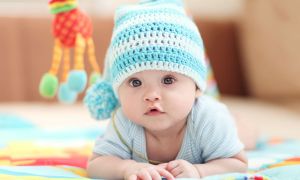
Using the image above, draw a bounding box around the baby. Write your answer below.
[84,0,248,179]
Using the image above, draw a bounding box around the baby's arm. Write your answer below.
[87,153,134,179]
[87,153,175,180]
[194,150,248,177]
[163,150,247,178]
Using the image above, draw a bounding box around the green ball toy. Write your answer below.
[39,73,59,98]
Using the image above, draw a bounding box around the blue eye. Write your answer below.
[162,76,176,85]
[129,79,142,87]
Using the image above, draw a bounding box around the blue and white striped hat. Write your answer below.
[84,0,207,120]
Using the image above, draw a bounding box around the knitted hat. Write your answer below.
[84,0,207,120]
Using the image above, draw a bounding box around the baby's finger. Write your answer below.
[157,163,168,169]
[170,166,183,177]
[137,169,152,180]
[156,168,175,180]
[166,160,179,171]
[127,174,138,180]
[148,168,163,180]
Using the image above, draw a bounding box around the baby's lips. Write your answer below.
[146,104,164,113]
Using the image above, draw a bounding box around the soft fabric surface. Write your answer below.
[1,113,300,179]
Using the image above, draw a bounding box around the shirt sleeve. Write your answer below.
[93,109,133,159]
[195,96,244,162]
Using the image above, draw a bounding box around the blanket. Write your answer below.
[1,113,300,179]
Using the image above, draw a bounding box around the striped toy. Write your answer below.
[39,0,101,103]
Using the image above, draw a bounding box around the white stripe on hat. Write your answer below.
[109,32,204,68]
[112,12,198,42]
[115,3,185,22]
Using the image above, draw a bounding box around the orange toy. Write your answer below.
[39,0,100,103]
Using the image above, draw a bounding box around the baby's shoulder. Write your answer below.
[190,95,233,128]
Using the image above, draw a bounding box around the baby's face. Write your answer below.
[118,70,200,132]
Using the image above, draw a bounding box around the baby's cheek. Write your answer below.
[121,100,143,120]
[171,96,194,116]
[122,103,135,117]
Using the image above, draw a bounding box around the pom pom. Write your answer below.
[84,80,119,120]
[58,82,78,104]
[39,73,58,98]
[89,71,101,86]
[67,70,87,93]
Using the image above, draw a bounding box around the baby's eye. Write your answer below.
[162,76,176,85]
[129,78,142,87]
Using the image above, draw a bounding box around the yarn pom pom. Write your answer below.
[39,73,58,98]
[67,70,87,93]
[58,82,78,104]
[84,80,119,120]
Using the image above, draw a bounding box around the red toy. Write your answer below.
[39,0,100,103]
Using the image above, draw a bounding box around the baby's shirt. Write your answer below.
[93,95,244,164]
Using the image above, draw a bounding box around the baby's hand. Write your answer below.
[124,162,175,180]
[160,159,200,178]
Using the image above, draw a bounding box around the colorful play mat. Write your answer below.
[1,113,300,179]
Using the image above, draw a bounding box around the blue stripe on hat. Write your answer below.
[111,46,207,81]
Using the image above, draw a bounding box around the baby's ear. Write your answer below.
[195,89,202,98]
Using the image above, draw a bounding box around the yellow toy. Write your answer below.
[39,0,100,103]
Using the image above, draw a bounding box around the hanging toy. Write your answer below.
[39,0,101,104]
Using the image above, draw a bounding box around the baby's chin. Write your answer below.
[128,114,167,125]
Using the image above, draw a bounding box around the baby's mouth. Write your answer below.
[145,107,165,116]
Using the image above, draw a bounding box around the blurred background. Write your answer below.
[0,0,300,137]
[0,0,247,101]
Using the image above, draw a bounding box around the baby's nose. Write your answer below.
[144,96,160,102]
[143,89,161,102]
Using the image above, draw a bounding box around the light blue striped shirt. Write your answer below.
[93,95,244,164]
